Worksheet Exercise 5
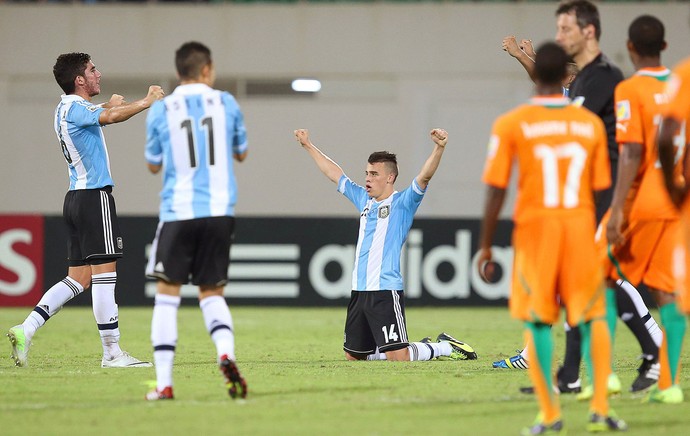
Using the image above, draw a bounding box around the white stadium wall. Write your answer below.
[1,3,689,218]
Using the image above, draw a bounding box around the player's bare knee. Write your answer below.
[199,286,225,301]
[67,267,92,289]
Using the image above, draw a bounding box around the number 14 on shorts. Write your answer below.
[382,324,399,343]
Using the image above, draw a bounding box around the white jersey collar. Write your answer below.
[173,83,214,95]
[60,94,89,103]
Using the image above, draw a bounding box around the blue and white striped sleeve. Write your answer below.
[337,174,368,211]
[145,101,164,165]
[68,101,103,127]
[398,178,427,210]
[223,93,247,156]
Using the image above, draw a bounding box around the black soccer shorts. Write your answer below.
[146,216,235,286]
[63,186,123,266]
[343,290,409,355]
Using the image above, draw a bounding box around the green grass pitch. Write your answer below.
[1,306,688,435]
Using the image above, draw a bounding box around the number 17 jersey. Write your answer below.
[482,95,611,224]
[145,83,248,222]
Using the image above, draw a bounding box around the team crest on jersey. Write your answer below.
[378,205,390,219]
[616,100,631,121]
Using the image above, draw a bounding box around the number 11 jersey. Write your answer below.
[145,83,248,222]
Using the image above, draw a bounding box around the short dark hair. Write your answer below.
[53,52,91,95]
[368,151,398,182]
[534,42,569,87]
[628,15,665,58]
[566,62,579,77]
[556,0,601,41]
[175,41,212,80]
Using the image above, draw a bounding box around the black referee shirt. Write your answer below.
[568,52,624,161]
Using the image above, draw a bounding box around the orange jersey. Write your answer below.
[665,58,690,124]
[482,95,611,224]
[615,67,679,221]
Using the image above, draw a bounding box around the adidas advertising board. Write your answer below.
[3,216,515,307]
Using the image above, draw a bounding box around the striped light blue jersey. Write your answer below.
[338,175,426,291]
[54,95,110,190]
[145,83,248,222]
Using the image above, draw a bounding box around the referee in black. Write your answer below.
[551,0,660,394]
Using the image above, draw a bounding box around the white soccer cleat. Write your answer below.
[101,351,153,368]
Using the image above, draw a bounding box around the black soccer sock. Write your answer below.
[615,281,660,360]
[558,325,581,383]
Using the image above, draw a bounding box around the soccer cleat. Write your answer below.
[556,366,582,394]
[436,332,477,360]
[220,355,247,399]
[101,351,153,368]
[557,377,582,394]
[586,412,628,432]
[145,386,174,401]
[520,419,565,435]
[7,325,30,367]
[576,373,622,401]
[630,358,659,393]
[419,336,433,344]
[493,350,528,369]
[608,372,622,394]
[643,385,684,404]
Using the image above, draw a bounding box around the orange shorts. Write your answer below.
[510,213,606,326]
[600,214,679,294]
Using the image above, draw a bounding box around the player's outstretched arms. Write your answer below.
[294,129,344,184]
[99,85,165,125]
[415,128,447,190]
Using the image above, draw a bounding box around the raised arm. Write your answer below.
[99,85,165,126]
[295,129,345,184]
[415,129,447,190]
[502,35,537,83]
